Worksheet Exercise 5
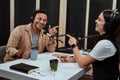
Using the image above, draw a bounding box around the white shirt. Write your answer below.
[89,40,117,61]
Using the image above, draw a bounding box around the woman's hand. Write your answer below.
[67,34,77,46]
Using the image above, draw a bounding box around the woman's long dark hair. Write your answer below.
[103,9,120,38]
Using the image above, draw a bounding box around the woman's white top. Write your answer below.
[89,40,117,61]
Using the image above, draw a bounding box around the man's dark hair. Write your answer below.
[30,10,48,23]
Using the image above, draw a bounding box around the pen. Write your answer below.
[58,56,67,58]
[58,56,73,58]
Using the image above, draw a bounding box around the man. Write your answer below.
[4,10,58,62]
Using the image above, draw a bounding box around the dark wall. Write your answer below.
[40,0,60,27]
[15,0,36,27]
[0,0,119,48]
[66,0,87,48]
[65,0,120,49]
[116,0,120,46]
[87,0,113,49]
[117,0,120,9]
[0,0,10,46]
[0,0,60,46]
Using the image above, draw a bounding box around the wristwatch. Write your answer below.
[71,44,77,48]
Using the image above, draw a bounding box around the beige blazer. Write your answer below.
[4,23,57,62]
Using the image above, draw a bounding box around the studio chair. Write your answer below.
[79,68,93,80]
[0,45,6,63]
[117,50,120,80]
[79,74,93,80]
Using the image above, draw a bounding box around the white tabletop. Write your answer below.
[0,52,89,80]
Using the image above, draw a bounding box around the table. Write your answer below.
[0,52,90,80]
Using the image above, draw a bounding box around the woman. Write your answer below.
[59,9,120,80]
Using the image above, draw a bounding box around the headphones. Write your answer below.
[104,9,118,33]
[30,10,48,23]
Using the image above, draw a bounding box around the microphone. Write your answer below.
[68,33,99,41]
[77,34,99,41]
[47,33,66,37]
[46,33,64,43]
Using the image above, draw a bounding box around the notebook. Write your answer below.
[10,63,39,74]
